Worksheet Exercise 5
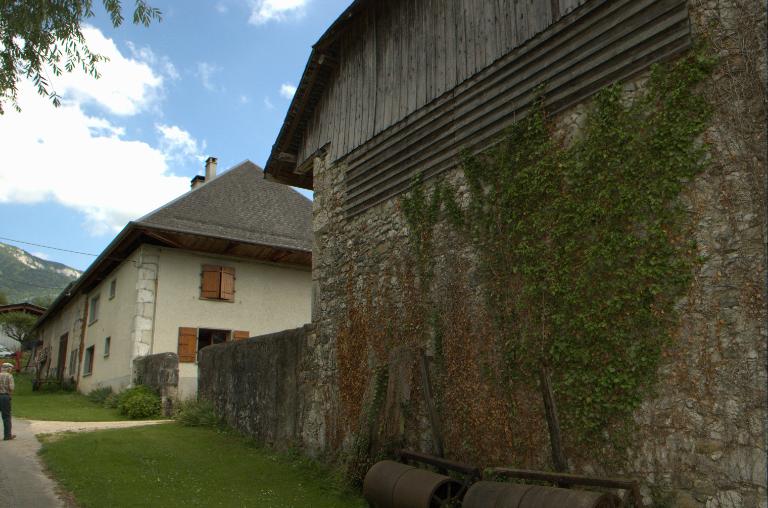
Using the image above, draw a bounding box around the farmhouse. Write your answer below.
[234,0,764,505]
[34,159,312,398]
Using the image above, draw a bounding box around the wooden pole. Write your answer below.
[540,365,568,472]
[419,349,445,458]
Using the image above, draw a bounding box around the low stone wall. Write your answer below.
[133,352,179,416]
[198,325,315,448]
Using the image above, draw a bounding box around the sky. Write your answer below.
[0,0,350,273]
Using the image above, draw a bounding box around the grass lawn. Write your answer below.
[13,373,127,421]
[40,423,365,508]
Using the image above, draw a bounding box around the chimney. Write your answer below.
[205,156,218,181]
[190,175,206,190]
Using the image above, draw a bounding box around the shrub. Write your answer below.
[103,393,119,409]
[173,400,220,427]
[87,386,113,405]
[61,377,76,392]
[117,385,161,419]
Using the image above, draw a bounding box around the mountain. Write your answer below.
[0,242,82,304]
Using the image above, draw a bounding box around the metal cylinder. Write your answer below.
[462,481,620,508]
[363,460,464,508]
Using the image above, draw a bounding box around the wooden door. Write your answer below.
[57,333,68,380]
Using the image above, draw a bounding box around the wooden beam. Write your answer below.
[276,152,297,164]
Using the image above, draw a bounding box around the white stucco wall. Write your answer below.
[77,249,142,394]
[152,247,312,399]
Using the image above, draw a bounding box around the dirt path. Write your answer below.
[0,417,172,507]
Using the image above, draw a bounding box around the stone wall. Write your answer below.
[197,325,330,452]
[133,352,178,416]
[310,0,767,505]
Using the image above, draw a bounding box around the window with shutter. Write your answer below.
[200,265,235,301]
[178,327,197,363]
[233,330,249,341]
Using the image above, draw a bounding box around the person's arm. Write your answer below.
[8,375,13,395]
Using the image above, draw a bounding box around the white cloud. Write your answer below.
[31,252,50,260]
[248,0,308,24]
[0,35,192,236]
[279,83,297,99]
[263,97,275,110]
[216,2,229,13]
[196,62,220,91]
[156,124,205,162]
[53,27,163,116]
[239,94,250,104]
[126,41,179,81]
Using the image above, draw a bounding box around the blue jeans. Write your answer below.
[0,394,11,440]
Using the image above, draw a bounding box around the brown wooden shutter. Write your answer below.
[233,330,249,341]
[177,327,197,363]
[201,265,221,299]
[220,267,235,301]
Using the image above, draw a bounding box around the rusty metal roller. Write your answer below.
[363,460,464,508]
[463,481,620,508]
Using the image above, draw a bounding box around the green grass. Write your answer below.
[13,373,127,421]
[40,423,365,508]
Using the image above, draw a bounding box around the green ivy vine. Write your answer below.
[401,49,715,448]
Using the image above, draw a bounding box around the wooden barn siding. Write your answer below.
[298,0,587,164]
[338,0,691,215]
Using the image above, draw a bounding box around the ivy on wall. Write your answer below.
[401,50,715,449]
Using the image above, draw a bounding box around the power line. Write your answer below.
[0,236,99,257]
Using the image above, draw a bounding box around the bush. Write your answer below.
[117,385,161,419]
[87,386,113,405]
[61,377,76,392]
[173,400,220,427]
[103,393,119,409]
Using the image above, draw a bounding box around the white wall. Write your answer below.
[152,247,312,398]
[77,249,141,394]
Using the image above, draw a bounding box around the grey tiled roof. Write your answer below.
[136,160,312,252]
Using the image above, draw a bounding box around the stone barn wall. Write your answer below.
[133,352,179,416]
[308,0,767,505]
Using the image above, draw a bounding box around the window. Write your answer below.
[83,346,95,376]
[109,279,117,299]
[68,348,78,377]
[89,294,100,324]
[177,328,248,363]
[200,265,235,301]
[104,337,111,357]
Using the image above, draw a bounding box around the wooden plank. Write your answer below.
[403,0,413,118]
[444,0,458,90]
[455,0,467,84]
[464,0,476,79]
[374,1,387,133]
[417,0,428,109]
[435,0,447,97]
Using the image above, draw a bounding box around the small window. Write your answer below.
[104,337,111,357]
[83,346,95,376]
[200,265,235,301]
[89,294,100,324]
[109,279,117,299]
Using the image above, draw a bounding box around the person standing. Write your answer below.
[0,362,15,441]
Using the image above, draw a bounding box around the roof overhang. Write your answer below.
[264,0,370,188]
[33,222,311,332]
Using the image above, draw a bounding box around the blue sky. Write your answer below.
[0,0,349,273]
